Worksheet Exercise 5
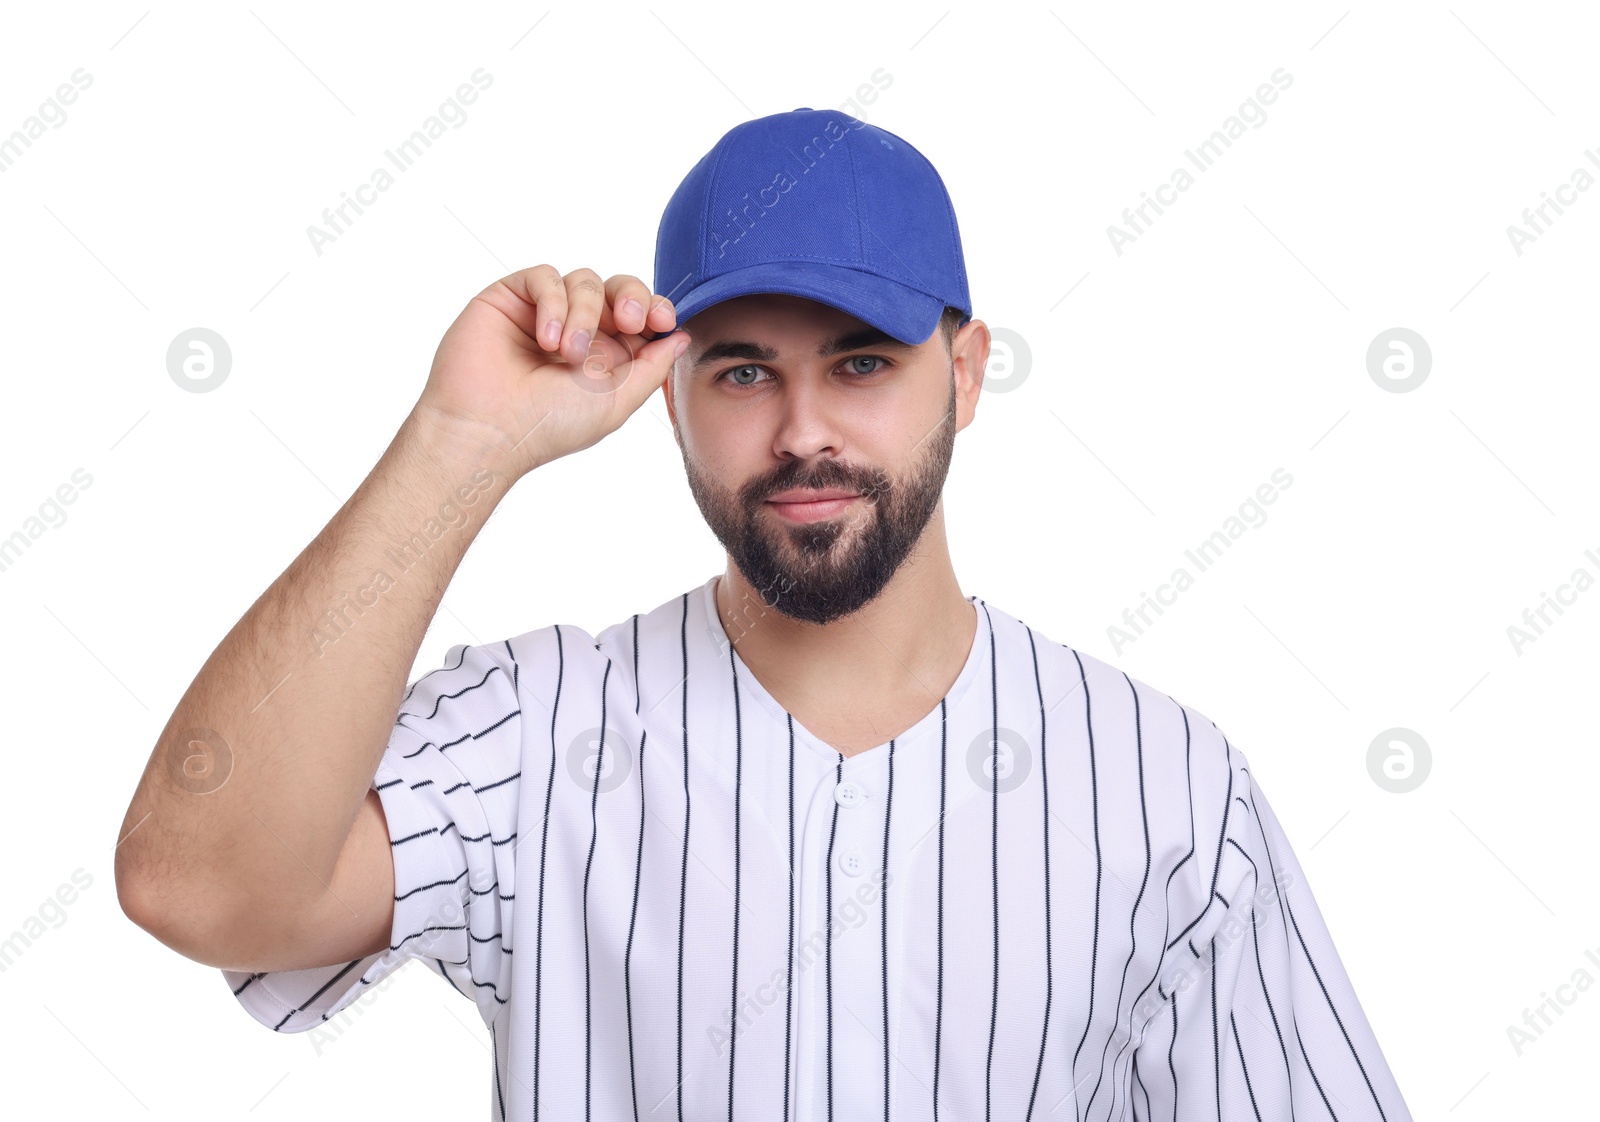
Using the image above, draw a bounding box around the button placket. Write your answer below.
[834,779,866,808]
[832,778,870,875]
[826,763,885,1114]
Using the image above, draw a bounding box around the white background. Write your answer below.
[0,1,1593,1117]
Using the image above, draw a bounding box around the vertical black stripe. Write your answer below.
[491,1018,506,1121]
[1118,703,1197,1114]
[1022,624,1051,1121]
[505,625,523,1122]
[783,713,796,1122]
[1212,940,1222,1122]
[825,753,843,1122]
[1231,1013,1265,1122]
[531,625,566,1122]
[881,736,896,1122]
[932,695,947,1121]
[581,659,612,1122]
[1277,821,1389,1115]
[1204,756,1237,941]
[1295,1021,1341,1119]
[625,615,647,1122]
[1201,732,1237,1122]
[1247,878,1295,1100]
[981,599,999,1122]
[1184,710,1196,881]
[1243,765,1390,1121]
[1237,761,1296,1107]
[1086,675,1154,1122]
[676,594,691,1122]
[726,642,743,1122]
[1067,648,1102,1105]
[1134,1052,1153,1122]
[1166,992,1180,1122]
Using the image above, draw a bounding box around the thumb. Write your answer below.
[600,328,691,416]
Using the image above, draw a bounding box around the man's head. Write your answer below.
[661,293,989,625]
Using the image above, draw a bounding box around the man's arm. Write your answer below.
[113,264,687,973]
[1130,744,1414,1121]
[114,407,518,972]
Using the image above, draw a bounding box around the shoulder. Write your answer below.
[980,602,1259,923]
[422,582,709,717]
[979,599,1242,783]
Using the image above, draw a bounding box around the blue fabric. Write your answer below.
[654,107,972,345]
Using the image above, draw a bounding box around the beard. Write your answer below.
[679,374,958,625]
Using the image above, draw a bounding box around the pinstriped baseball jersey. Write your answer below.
[221,572,1413,1121]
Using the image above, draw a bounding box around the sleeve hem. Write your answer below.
[218,763,461,1033]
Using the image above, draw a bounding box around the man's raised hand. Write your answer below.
[415,264,688,479]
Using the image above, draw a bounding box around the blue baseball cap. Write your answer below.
[652,107,972,347]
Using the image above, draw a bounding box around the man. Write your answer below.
[115,108,1414,1121]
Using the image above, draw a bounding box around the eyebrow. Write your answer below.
[691,326,914,369]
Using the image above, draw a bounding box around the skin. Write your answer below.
[113,264,987,972]
[111,265,691,970]
[662,293,991,757]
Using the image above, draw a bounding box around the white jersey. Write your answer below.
[222,572,1413,1121]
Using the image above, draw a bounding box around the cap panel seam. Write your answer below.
[698,136,740,286]
[893,136,969,305]
[915,143,967,299]
[844,122,865,263]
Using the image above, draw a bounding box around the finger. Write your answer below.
[579,318,654,376]
[480,264,565,350]
[559,268,607,366]
[603,275,657,337]
[608,329,691,416]
[532,264,569,351]
[609,292,678,349]
[644,294,678,337]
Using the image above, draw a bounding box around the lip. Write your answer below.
[766,492,860,524]
[766,488,858,503]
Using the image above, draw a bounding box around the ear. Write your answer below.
[660,373,679,444]
[950,318,990,433]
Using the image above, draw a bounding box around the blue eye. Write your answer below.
[716,355,890,386]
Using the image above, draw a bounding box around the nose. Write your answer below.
[769,370,847,461]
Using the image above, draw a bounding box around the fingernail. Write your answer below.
[545,320,561,346]
[572,329,591,354]
[673,333,690,357]
[622,298,643,322]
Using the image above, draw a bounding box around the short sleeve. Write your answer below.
[1132,741,1414,1121]
[220,638,525,1033]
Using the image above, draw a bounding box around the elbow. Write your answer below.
[114,840,235,969]
[113,831,160,938]
[114,847,186,955]
[114,800,171,941]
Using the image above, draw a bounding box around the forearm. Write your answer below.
[114,405,522,940]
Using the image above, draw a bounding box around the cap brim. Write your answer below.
[665,261,947,346]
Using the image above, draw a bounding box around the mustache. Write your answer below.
[743,463,892,505]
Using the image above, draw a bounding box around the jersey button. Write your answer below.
[837,849,865,877]
[834,780,866,808]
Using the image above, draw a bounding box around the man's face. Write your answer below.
[661,293,980,625]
